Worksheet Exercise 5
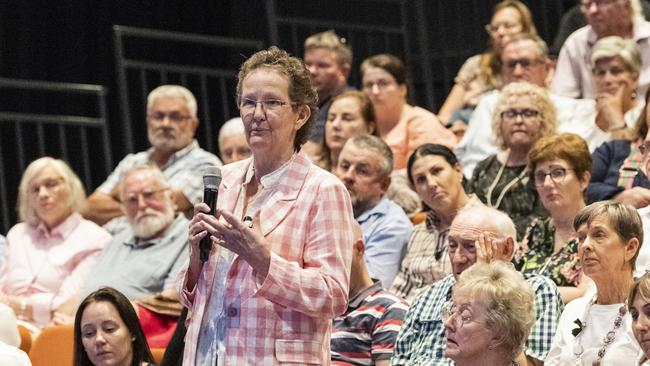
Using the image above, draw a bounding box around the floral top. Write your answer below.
[468,154,547,240]
[516,217,582,287]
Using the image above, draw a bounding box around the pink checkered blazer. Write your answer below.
[177,153,355,365]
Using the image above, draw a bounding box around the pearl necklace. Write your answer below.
[572,294,627,366]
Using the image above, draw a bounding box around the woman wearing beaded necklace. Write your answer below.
[545,201,642,365]
[467,82,554,239]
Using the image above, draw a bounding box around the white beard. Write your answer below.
[130,205,175,239]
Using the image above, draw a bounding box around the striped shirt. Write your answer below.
[332,280,409,365]
[391,272,563,365]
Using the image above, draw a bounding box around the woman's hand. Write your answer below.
[595,86,626,132]
[614,187,650,208]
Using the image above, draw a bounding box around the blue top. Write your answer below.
[357,197,413,288]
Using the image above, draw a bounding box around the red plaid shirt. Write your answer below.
[177,153,354,365]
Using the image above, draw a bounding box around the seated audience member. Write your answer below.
[336,135,413,287]
[638,135,650,273]
[588,64,650,207]
[81,165,189,301]
[550,0,650,56]
[552,0,650,101]
[0,303,30,366]
[443,261,535,366]
[314,90,378,172]
[456,33,598,178]
[218,117,251,165]
[438,0,537,131]
[84,84,222,225]
[390,144,483,301]
[391,205,562,366]
[74,287,155,366]
[302,30,353,157]
[546,201,642,365]
[331,223,409,366]
[361,53,456,170]
[467,82,552,239]
[518,133,593,303]
[0,157,110,327]
[629,272,650,366]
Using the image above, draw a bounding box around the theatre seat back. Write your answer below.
[29,324,74,366]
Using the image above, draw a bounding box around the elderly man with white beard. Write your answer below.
[79,164,189,301]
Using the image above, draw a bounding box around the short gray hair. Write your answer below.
[591,36,642,78]
[453,261,535,362]
[573,200,643,270]
[147,85,198,118]
[503,33,549,60]
[218,117,245,144]
[119,164,171,202]
[18,157,86,226]
[345,134,393,177]
[452,205,517,242]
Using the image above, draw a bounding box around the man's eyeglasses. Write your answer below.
[534,168,574,186]
[239,98,289,114]
[501,108,540,121]
[148,112,192,124]
[124,188,169,207]
[504,59,542,70]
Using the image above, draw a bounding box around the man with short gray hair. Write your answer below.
[391,205,562,366]
[81,165,189,301]
[336,135,412,288]
[84,84,222,225]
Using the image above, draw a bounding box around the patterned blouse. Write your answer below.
[516,217,582,287]
[467,154,547,240]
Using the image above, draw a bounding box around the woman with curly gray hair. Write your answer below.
[443,261,535,366]
[467,82,556,239]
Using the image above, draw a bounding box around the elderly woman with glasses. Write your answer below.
[361,53,456,170]
[438,0,537,133]
[0,157,110,327]
[546,201,642,365]
[442,261,535,366]
[179,47,356,365]
[516,133,593,304]
[587,64,650,209]
[467,82,554,239]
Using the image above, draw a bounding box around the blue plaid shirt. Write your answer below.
[390,272,563,365]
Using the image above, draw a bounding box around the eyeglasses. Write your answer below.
[484,22,520,35]
[123,188,168,208]
[640,141,650,156]
[580,0,620,11]
[501,108,540,121]
[504,59,542,70]
[534,168,574,186]
[441,303,478,329]
[29,177,64,196]
[362,79,396,91]
[148,112,192,124]
[239,98,289,114]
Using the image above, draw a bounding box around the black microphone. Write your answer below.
[200,166,222,262]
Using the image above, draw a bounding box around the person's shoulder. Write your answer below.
[562,24,592,47]
[411,274,454,309]
[189,145,222,165]
[6,222,30,239]
[367,288,410,309]
[474,154,498,170]
[407,106,438,123]
[524,273,560,296]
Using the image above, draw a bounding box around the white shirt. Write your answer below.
[455,90,642,178]
[0,342,31,366]
[545,294,640,365]
[636,205,650,277]
[0,304,19,348]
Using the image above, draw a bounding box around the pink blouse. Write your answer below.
[0,213,110,325]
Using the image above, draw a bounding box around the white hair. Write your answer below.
[146,85,198,118]
[218,117,245,144]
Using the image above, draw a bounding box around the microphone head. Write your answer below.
[203,166,222,189]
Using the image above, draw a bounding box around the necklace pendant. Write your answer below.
[574,356,583,366]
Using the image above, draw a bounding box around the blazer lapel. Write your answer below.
[259,153,310,236]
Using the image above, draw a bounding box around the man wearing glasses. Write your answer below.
[83,84,222,227]
[552,0,650,101]
[391,205,562,366]
[80,164,189,302]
